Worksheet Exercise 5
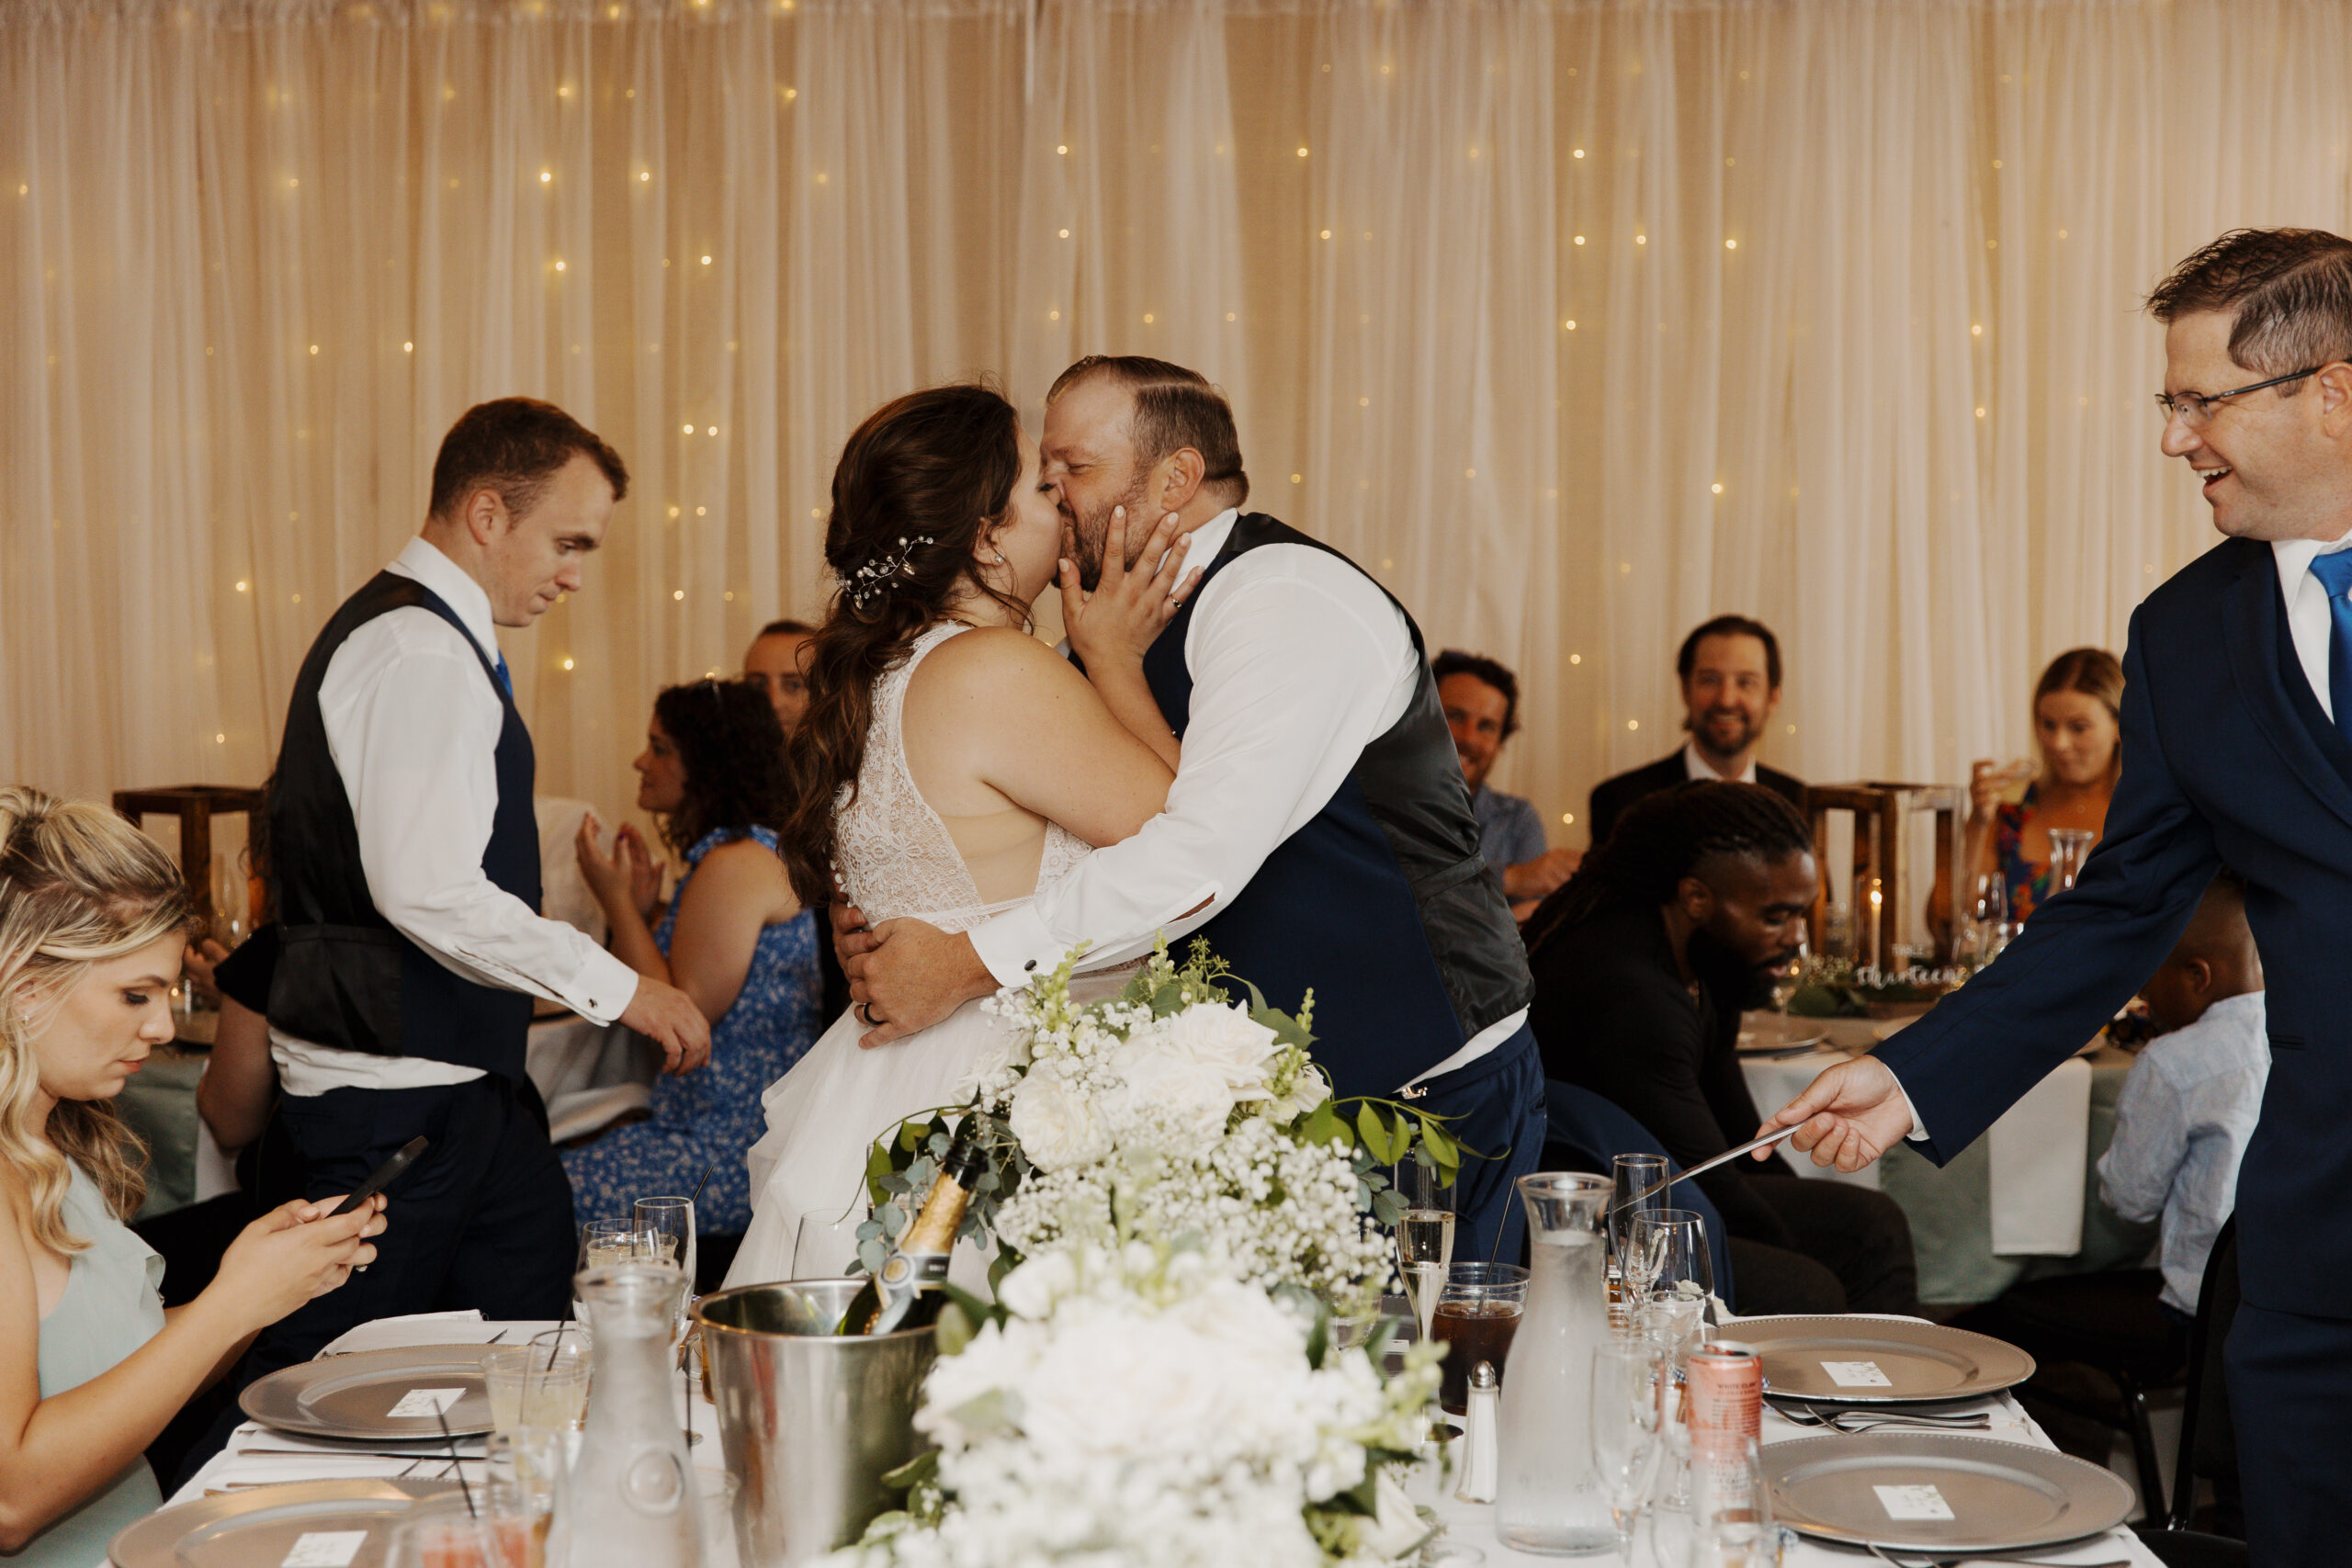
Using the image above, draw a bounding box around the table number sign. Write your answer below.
[384,1388,465,1418]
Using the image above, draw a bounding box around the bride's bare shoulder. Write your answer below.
[910,626,1078,697]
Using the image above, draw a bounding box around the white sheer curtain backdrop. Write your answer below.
[7,0,2352,845]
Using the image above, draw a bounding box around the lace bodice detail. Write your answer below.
[833,622,1090,933]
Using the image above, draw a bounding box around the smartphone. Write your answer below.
[330,1136,430,1216]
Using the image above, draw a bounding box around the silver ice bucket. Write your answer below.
[694,1278,939,1567]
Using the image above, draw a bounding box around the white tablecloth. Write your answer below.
[1737,1015,2096,1256]
[172,1314,2161,1568]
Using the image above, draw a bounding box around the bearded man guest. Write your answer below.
[1435,649,1580,919]
[1588,616,1805,847]
[836,356,1544,1263]
[1526,783,1917,1315]
[1760,228,2352,1564]
[240,400,710,1394]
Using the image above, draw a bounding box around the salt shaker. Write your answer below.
[1454,1360,1499,1504]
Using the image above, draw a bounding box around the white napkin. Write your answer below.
[320,1311,495,1356]
[1986,1055,2093,1255]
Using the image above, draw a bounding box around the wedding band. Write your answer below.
[857,1001,879,1026]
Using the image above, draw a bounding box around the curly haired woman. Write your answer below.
[564,680,826,1277]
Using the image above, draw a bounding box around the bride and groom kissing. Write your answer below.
[724,355,1546,1285]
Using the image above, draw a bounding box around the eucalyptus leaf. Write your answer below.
[879,1449,939,1492]
[1372,1189,1406,1227]
[935,1301,975,1357]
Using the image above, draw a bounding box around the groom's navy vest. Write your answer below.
[1141,514,1533,1100]
[266,571,543,1082]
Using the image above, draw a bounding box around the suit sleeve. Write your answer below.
[1589,780,1621,847]
[1874,607,2221,1165]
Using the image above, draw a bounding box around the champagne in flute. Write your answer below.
[574,1218,647,1322]
[1392,1157,1455,1338]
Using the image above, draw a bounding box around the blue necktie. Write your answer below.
[2309,551,2352,746]
[493,654,514,698]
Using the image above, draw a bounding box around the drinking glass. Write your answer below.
[384,1491,532,1568]
[1589,1339,1668,1565]
[482,1344,590,1438]
[1392,1157,1456,1339]
[1969,871,2012,964]
[1685,1434,1776,1568]
[575,1219,651,1322]
[793,1204,869,1280]
[1629,1208,1713,1314]
[635,1196,697,1330]
[485,1427,566,1562]
[1430,1261,1529,1415]
[1608,1155,1667,1325]
[1765,933,1807,1013]
[2047,827,2098,894]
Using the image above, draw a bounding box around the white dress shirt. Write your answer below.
[1680,741,1759,784]
[967,508,1528,1089]
[2097,990,2268,1314]
[271,537,640,1097]
[2269,531,2352,720]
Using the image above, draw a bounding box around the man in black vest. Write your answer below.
[247,399,709,1379]
[838,358,1544,1261]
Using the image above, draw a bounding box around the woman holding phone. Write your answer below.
[0,790,386,1563]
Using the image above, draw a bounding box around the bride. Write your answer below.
[725,384,1193,1288]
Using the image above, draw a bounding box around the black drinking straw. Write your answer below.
[544,1317,569,1372]
[689,1163,714,1206]
[435,1407,477,1517]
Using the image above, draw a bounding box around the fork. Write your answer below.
[1865,1545,2129,1568]
[1773,1404,1992,1434]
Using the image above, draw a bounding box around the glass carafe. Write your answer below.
[1496,1171,1615,1555]
[548,1260,701,1568]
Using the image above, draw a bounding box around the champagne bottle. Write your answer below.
[838,1121,987,1336]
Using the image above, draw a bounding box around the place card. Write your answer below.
[281,1530,370,1567]
[385,1387,466,1418]
[1820,1360,1893,1387]
[1872,1483,1955,1521]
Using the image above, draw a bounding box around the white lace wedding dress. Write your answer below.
[725,622,1095,1289]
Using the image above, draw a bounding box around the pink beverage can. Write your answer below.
[1685,1341,1762,1446]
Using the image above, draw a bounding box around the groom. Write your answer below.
[841,355,1544,1261]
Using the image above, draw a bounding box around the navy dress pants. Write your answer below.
[1410,1023,1547,1267]
[2226,1299,2352,1564]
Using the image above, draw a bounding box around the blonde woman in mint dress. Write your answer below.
[0,791,384,1563]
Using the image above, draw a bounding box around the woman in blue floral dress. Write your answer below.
[566,679,822,1276]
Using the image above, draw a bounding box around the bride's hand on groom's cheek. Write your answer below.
[1059,506,1202,669]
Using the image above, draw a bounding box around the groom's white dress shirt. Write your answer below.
[967,508,1529,1089]
[269,536,640,1098]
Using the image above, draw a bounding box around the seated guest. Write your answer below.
[1967,647,2122,923]
[565,679,823,1280]
[1524,782,1917,1315]
[1434,649,1580,917]
[1588,615,1804,846]
[743,618,817,737]
[2098,869,2266,1320]
[0,790,382,1563]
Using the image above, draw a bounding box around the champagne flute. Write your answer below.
[1392,1157,1455,1339]
[634,1196,697,1337]
[1608,1155,1666,1325]
[1589,1339,1668,1566]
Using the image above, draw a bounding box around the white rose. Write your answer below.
[1103,1041,1233,1150]
[1009,1068,1112,1171]
[995,1249,1078,1321]
[1150,1001,1283,1100]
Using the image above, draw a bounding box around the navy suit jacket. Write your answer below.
[1877,536,2349,1319]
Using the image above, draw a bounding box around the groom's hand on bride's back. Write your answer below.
[844,917,995,1048]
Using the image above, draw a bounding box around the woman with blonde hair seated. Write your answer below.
[1968,647,2125,923]
[0,789,385,1562]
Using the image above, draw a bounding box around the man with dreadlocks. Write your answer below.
[1523,782,1918,1315]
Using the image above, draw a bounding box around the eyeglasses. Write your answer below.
[2154,365,2325,428]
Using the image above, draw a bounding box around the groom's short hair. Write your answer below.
[1048,355,1249,505]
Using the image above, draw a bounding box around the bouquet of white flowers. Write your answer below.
[830,1240,1443,1568]
[854,939,1467,1313]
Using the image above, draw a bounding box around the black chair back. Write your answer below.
[2166,1214,2240,1534]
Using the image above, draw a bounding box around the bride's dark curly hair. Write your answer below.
[780,384,1027,908]
[649,678,794,860]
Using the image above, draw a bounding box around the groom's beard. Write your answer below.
[1068,473,1154,591]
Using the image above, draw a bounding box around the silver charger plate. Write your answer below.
[110,1478,460,1568]
[1734,1315,2035,1404]
[1761,1432,2134,1552]
[240,1344,503,1439]
[1735,1013,1831,1055]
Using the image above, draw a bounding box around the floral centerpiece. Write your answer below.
[832,939,1467,1566]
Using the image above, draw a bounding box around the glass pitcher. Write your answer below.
[1496,1171,1615,1555]
[548,1259,701,1568]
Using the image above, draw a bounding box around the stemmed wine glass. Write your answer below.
[1392,1157,1455,1339]
[793,1203,871,1280]
[1608,1155,1666,1328]
[634,1195,697,1337]
[2047,828,2098,895]
[1589,1339,1668,1565]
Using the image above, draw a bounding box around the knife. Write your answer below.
[1618,1124,1804,1209]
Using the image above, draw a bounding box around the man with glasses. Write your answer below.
[1758,228,2352,1560]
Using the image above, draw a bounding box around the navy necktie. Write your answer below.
[493,653,514,699]
[2308,550,2352,746]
